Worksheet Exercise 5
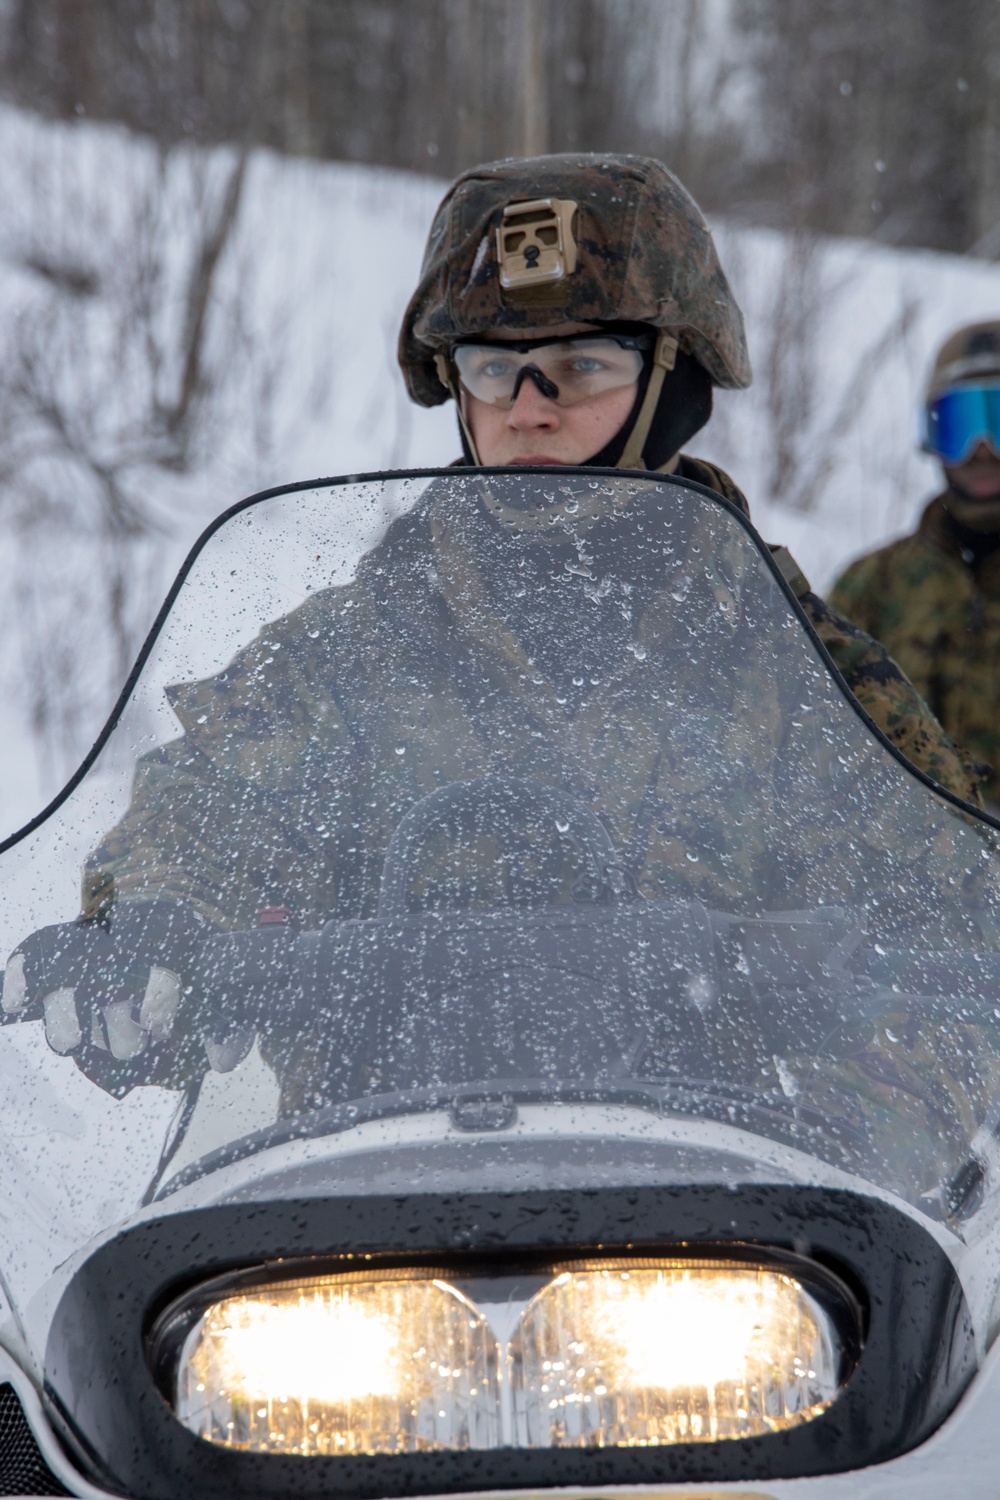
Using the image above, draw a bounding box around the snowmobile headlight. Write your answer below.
[169,1268,501,1456]
[162,1257,852,1456]
[509,1259,846,1446]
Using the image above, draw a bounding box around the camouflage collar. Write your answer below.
[921,491,999,558]
[445,453,751,536]
[917,493,959,553]
[915,492,1000,595]
[475,472,649,535]
[676,455,751,517]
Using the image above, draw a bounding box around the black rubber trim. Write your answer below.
[3,464,996,857]
[43,1185,974,1498]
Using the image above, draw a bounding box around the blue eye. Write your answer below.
[479,359,515,379]
[568,356,606,374]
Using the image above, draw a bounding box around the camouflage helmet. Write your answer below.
[398,152,752,408]
[927,319,1000,396]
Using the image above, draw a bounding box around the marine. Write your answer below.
[401,155,983,808]
[3,154,993,1135]
[830,320,1000,805]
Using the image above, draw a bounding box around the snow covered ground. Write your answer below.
[0,104,999,840]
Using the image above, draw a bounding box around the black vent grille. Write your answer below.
[0,1383,69,1495]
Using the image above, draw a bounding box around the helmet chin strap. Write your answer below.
[615,331,679,470]
[437,332,680,471]
[436,351,484,466]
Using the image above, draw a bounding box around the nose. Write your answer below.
[506,373,561,431]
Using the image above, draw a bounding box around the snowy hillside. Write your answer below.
[1,104,999,839]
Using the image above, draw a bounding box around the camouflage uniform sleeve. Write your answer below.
[675,457,987,805]
[801,590,987,808]
[80,734,342,929]
[677,455,751,516]
[80,585,369,928]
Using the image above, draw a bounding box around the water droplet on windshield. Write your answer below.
[774,1057,800,1098]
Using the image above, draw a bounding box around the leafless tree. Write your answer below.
[0,135,256,785]
[734,0,1000,255]
[703,222,924,518]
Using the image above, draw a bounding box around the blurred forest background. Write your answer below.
[7,0,1000,254]
[2,0,1000,830]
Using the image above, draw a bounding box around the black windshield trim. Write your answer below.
[2,464,997,855]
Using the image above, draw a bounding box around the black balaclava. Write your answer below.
[457,328,713,470]
[942,496,1000,566]
[942,454,1000,563]
[586,345,713,470]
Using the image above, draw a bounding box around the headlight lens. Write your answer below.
[175,1270,501,1455]
[510,1260,841,1446]
[163,1257,853,1456]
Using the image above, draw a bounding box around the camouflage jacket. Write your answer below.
[84,459,983,929]
[829,494,998,802]
[77,463,1000,1133]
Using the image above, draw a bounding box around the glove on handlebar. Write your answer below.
[2,902,208,1065]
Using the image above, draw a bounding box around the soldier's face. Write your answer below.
[945,439,1000,500]
[463,322,639,466]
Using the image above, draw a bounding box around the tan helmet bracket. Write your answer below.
[497,198,578,295]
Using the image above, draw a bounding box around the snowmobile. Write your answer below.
[1,466,1000,1499]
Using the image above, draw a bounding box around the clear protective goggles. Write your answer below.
[452,332,651,409]
[923,381,1000,464]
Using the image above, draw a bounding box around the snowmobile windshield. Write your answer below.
[2,468,1000,1367]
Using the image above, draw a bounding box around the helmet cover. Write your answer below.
[399,152,752,407]
[927,320,1000,397]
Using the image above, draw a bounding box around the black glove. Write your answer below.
[2,902,208,1080]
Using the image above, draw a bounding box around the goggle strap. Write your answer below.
[616,331,678,471]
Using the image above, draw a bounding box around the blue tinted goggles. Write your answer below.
[923,382,1000,464]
